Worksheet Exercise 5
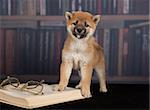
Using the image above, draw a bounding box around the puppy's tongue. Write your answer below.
[77,35,80,38]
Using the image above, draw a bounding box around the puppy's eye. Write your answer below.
[72,21,78,25]
[85,22,89,27]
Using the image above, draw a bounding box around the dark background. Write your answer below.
[0,0,149,109]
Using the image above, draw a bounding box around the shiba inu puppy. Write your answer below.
[55,11,107,97]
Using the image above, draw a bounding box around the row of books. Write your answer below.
[0,28,66,76]
[95,24,149,76]
[0,0,149,16]
[0,23,149,77]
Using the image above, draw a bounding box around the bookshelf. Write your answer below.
[1,15,148,21]
[0,0,149,84]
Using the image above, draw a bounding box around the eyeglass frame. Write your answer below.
[0,76,44,95]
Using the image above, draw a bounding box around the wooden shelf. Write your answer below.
[1,74,148,84]
[0,15,149,21]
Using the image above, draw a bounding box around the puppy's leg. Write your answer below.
[95,63,107,93]
[56,61,73,91]
[75,70,81,89]
[80,64,93,97]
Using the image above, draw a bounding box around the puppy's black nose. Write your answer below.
[77,28,82,33]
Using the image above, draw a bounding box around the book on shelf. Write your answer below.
[5,29,16,74]
[108,29,119,76]
[117,28,124,76]
[0,84,85,109]
[122,28,130,76]
[141,25,149,76]
[0,21,149,78]
[0,0,149,16]
[0,29,5,74]
[132,27,143,75]
[103,29,110,75]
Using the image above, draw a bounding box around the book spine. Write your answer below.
[129,0,134,15]
[117,28,124,76]
[71,0,76,11]
[0,29,5,74]
[78,0,82,11]
[5,29,15,74]
[107,0,112,14]
[14,29,20,74]
[102,0,107,15]
[117,0,123,14]
[84,0,88,11]
[22,0,27,15]
[133,27,143,76]
[141,25,149,76]
[39,30,44,73]
[89,0,93,13]
[109,29,118,76]
[123,0,130,14]
[112,0,117,14]
[36,0,40,15]
[62,0,69,15]
[2,0,8,15]
[54,29,61,73]
[18,29,25,73]
[50,29,55,73]
[31,29,36,74]
[59,0,62,14]
[40,0,46,15]
[27,0,36,16]
[122,28,129,76]
[143,0,149,14]
[44,30,49,74]
[0,0,2,15]
[103,29,110,75]
[7,0,11,15]
[98,0,102,15]
[17,0,24,15]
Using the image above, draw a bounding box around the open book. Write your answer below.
[0,84,86,109]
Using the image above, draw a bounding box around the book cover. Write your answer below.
[0,84,85,109]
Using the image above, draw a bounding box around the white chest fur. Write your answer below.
[63,40,90,68]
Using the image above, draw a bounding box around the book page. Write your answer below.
[0,84,76,98]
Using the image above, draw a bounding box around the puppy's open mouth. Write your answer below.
[72,29,88,39]
[73,33,87,39]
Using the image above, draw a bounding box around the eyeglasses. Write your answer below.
[0,76,44,95]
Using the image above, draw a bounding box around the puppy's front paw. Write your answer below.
[81,88,91,98]
[75,83,81,89]
[53,85,66,91]
[100,87,107,93]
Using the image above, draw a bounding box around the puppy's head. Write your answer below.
[65,11,101,40]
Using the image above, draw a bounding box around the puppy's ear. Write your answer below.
[65,12,72,20]
[93,15,101,24]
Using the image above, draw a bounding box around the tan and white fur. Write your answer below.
[55,11,107,97]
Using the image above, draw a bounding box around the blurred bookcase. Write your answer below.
[0,0,149,83]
